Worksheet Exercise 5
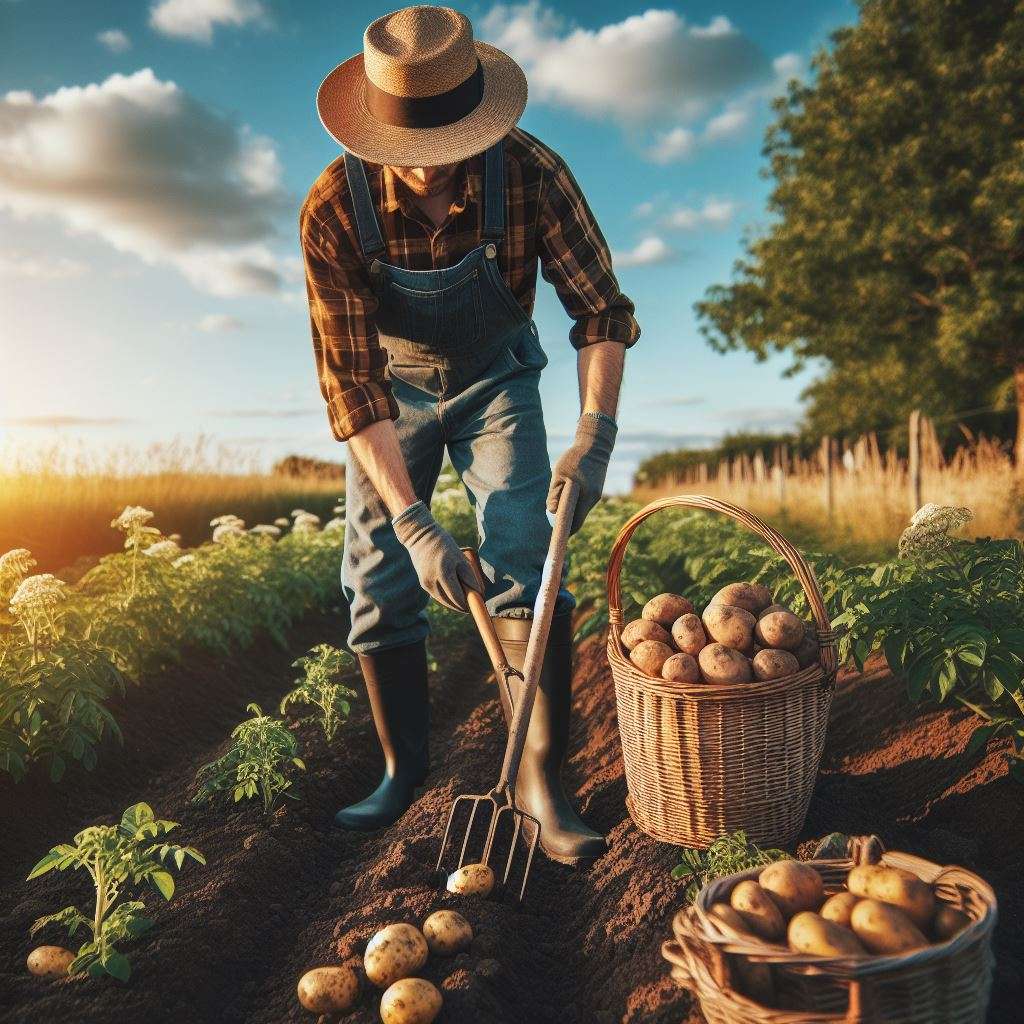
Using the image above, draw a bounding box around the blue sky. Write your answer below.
[0,1,856,490]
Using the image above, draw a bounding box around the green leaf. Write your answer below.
[937,659,958,701]
[27,850,67,880]
[102,951,131,982]
[965,724,997,760]
[173,848,185,870]
[150,869,174,900]
[49,754,65,783]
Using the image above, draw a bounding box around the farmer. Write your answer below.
[301,5,639,864]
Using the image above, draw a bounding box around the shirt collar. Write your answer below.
[380,155,482,217]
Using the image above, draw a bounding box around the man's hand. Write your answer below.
[547,412,617,534]
[392,501,482,612]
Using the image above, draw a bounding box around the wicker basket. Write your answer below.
[663,840,998,1023]
[606,495,838,848]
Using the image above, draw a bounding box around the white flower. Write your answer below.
[290,508,308,518]
[173,554,196,568]
[291,519,319,534]
[210,514,245,528]
[249,524,282,538]
[142,539,181,557]
[111,505,154,531]
[10,573,67,612]
[0,548,36,578]
[324,516,345,532]
[212,523,245,543]
[274,517,290,528]
[294,512,321,526]
[899,504,974,559]
[332,503,345,514]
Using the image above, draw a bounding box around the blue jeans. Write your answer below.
[342,324,575,653]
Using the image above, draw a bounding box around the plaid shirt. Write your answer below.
[300,127,640,441]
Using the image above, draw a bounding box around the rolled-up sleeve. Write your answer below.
[538,161,641,350]
[300,203,398,441]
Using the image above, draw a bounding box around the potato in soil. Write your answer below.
[752,648,800,681]
[850,899,928,953]
[380,977,443,1024]
[711,582,773,615]
[446,862,495,897]
[759,861,824,918]
[364,923,429,988]
[621,618,670,650]
[730,880,786,940]
[698,643,752,684]
[670,612,707,656]
[629,639,674,677]
[788,912,867,957]
[754,610,805,651]
[662,652,701,683]
[297,965,360,1014]
[642,593,694,626]
[701,604,756,654]
[26,946,74,978]
[422,909,473,955]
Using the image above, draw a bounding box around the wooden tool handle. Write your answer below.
[461,548,518,692]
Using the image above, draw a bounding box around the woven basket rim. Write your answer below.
[679,851,998,976]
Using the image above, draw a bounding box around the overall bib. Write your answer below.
[341,139,574,654]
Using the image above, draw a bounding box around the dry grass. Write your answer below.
[633,434,1022,557]
[0,439,344,572]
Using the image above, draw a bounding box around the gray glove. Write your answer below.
[547,412,617,534]
[392,500,481,613]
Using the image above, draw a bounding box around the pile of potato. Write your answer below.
[620,582,820,684]
[297,911,473,1023]
[706,860,971,1005]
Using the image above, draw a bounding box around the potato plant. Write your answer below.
[281,643,357,740]
[193,703,305,815]
[672,830,788,902]
[26,802,205,981]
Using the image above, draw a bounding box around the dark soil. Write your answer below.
[1,622,1020,1023]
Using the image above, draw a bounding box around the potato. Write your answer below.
[759,861,824,918]
[621,618,671,650]
[933,905,970,941]
[422,909,473,956]
[792,633,820,669]
[846,864,886,898]
[730,880,786,941]
[380,977,443,1024]
[863,867,935,929]
[297,965,360,1014]
[642,593,694,626]
[662,652,701,683]
[711,582,773,615]
[629,639,674,677]
[698,643,753,684]
[26,946,74,978]
[850,899,928,954]
[364,923,429,989]
[752,649,800,681]
[732,955,776,1005]
[707,902,753,935]
[754,610,805,651]
[702,604,756,654]
[446,862,495,897]
[788,912,867,957]
[820,891,860,928]
[670,613,707,656]
[759,603,792,619]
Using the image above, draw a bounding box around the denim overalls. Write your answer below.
[341,139,574,653]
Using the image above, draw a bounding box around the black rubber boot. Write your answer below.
[491,613,607,864]
[333,642,429,830]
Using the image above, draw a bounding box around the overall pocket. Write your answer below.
[386,269,485,360]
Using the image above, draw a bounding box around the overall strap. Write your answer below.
[481,138,506,243]
[343,151,387,260]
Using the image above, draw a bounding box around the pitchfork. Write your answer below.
[435,480,579,901]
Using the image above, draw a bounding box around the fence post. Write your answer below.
[908,408,922,514]
[821,436,834,520]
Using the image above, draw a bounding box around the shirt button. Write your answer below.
[484,243,497,259]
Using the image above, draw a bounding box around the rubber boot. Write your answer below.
[333,641,429,830]
[491,613,607,864]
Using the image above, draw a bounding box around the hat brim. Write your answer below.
[317,41,527,167]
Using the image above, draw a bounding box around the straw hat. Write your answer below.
[317,5,527,167]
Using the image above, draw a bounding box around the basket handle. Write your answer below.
[605,494,837,679]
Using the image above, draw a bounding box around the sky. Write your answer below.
[0,0,856,491]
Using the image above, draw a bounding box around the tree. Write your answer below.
[696,0,1024,464]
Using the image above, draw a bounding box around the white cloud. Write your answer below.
[0,252,87,279]
[149,0,267,45]
[664,197,736,231]
[703,105,750,141]
[480,4,767,122]
[0,69,292,297]
[633,200,655,218]
[97,28,132,53]
[199,313,244,332]
[647,127,696,164]
[614,236,676,268]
